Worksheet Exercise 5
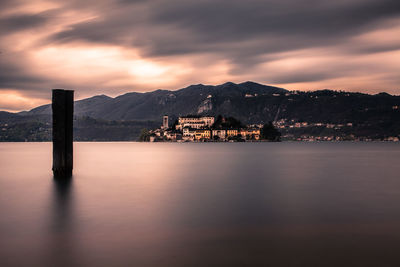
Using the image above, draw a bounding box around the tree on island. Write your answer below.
[261,122,281,141]
[212,115,243,129]
[139,128,151,141]
[171,119,178,130]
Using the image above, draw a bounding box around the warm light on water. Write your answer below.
[1,142,400,266]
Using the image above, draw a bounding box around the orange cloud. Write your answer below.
[0,90,48,112]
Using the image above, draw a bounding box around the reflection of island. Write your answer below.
[141,115,281,142]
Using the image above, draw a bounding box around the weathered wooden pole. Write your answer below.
[52,89,74,178]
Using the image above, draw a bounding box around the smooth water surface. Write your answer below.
[1,142,400,266]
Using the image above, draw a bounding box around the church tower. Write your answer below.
[163,115,169,129]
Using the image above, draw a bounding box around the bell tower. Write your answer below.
[162,115,169,129]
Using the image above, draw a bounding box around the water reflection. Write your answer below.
[48,177,77,267]
[2,143,400,266]
[53,178,73,229]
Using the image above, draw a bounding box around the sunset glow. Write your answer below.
[1,0,400,111]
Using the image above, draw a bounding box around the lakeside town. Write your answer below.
[140,114,400,142]
[274,118,400,142]
[1,114,399,142]
[142,115,280,142]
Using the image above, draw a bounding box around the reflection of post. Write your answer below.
[52,89,74,178]
[47,178,76,267]
[53,178,73,230]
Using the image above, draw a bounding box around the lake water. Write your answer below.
[1,142,400,266]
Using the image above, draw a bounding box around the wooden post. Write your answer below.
[52,89,74,178]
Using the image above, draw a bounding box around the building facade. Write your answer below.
[194,129,211,140]
[177,116,215,129]
[240,128,260,140]
[212,129,226,140]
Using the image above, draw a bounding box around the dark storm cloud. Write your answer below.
[42,0,400,87]
[0,14,49,34]
[0,0,20,10]
[350,43,400,55]
[48,0,400,59]
[267,71,338,84]
[0,60,46,90]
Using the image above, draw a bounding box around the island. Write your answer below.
[140,115,281,142]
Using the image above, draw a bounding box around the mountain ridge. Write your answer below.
[1,81,397,124]
[17,81,397,118]
[18,81,288,121]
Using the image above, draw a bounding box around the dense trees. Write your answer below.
[139,128,151,142]
[212,115,244,129]
[261,122,281,141]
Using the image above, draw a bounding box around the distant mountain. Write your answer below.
[20,81,400,125]
[0,111,19,121]
[23,81,287,122]
[1,81,400,141]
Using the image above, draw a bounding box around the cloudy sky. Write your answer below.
[1,0,400,111]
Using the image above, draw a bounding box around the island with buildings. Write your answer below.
[141,115,281,142]
[1,82,399,142]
